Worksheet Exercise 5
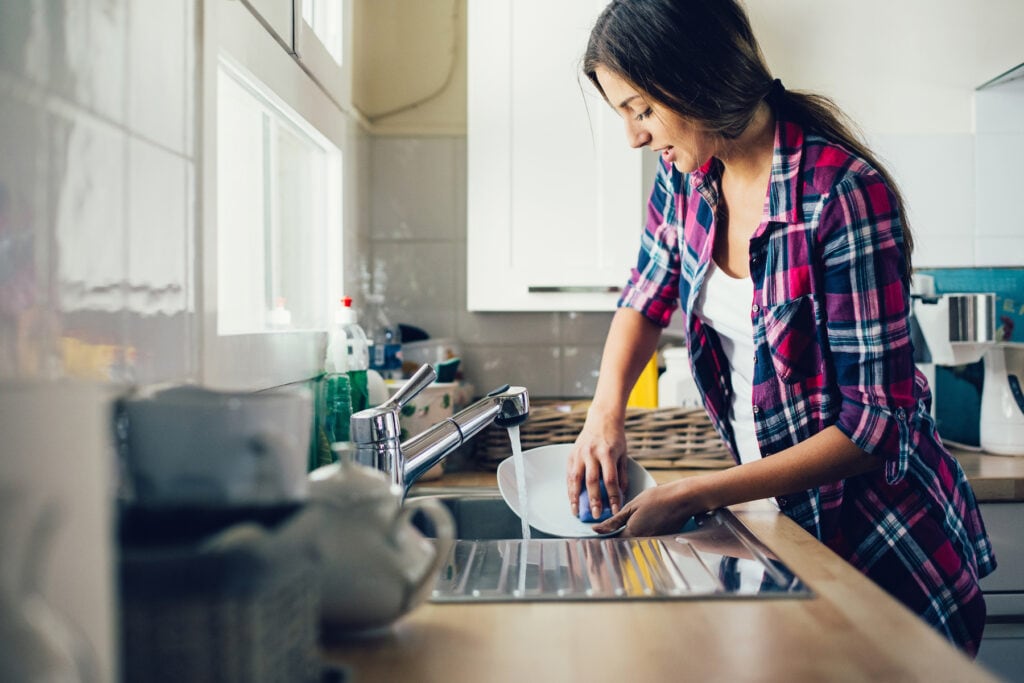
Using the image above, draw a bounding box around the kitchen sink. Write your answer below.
[407,488,811,603]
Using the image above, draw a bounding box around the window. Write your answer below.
[301,0,345,65]
[201,0,353,389]
[296,0,352,108]
[216,56,342,334]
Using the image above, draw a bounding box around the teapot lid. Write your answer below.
[308,451,401,507]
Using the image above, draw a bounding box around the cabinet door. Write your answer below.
[467,0,646,311]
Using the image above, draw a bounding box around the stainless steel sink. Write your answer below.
[408,488,811,603]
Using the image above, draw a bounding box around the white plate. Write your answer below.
[497,443,657,538]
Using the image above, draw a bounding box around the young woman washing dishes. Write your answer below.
[566,0,995,656]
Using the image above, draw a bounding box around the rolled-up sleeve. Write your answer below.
[618,160,682,328]
[817,174,916,483]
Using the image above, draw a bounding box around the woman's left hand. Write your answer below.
[592,479,705,537]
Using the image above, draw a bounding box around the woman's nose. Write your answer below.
[625,120,651,149]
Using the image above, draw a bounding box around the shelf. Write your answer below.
[977,61,1024,90]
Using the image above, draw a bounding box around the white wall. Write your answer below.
[353,0,467,135]
[975,74,1024,265]
[746,0,1024,267]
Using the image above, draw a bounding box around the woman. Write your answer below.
[567,0,996,655]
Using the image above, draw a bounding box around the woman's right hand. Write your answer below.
[567,407,630,519]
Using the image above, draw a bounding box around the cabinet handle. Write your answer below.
[527,285,622,294]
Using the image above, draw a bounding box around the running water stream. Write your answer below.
[507,425,530,596]
[507,425,531,541]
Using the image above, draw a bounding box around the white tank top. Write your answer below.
[694,261,762,465]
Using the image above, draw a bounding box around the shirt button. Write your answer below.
[895,408,906,420]
[752,405,760,415]
[752,304,760,313]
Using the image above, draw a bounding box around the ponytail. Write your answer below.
[771,84,914,281]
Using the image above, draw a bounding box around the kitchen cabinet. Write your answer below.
[977,502,1024,682]
[466,0,646,311]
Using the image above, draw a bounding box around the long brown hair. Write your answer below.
[583,0,913,280]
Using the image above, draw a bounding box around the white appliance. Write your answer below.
[913,290,1024,456]
[980,345,1024,455]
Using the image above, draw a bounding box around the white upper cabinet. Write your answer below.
[466,0,647,311]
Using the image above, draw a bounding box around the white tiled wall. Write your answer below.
[0,0,197,385]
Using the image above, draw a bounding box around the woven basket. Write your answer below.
[473,400,732,470]
[120,514,322,683]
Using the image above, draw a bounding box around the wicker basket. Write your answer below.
[473,400,732,470]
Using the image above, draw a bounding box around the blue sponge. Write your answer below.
[578,481,614,523]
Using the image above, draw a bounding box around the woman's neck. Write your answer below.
[718,102,775,190]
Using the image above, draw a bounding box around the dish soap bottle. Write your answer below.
[316,297,368,467]
[328,296,370,414]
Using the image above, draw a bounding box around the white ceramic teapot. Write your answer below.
[305,452,454,637]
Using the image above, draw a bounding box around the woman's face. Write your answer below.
[594,66,715,173]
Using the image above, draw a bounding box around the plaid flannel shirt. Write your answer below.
[618,116,996,654]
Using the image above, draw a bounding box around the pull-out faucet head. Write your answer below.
[485,384,530,427]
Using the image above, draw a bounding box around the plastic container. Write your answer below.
[627,352,659,409]
[401,337,461,369]
[658,346,702,409]
[365,294,403,380]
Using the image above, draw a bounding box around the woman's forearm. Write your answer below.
[685,425,883,511]
[588,308,663,420]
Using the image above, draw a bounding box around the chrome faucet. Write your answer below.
[350,364,529,495]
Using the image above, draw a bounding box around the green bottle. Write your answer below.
[322,297,371,464]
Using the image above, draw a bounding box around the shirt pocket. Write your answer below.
[763,295,822,384]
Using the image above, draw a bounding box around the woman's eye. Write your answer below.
[635,108,652,122]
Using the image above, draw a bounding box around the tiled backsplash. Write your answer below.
[0,1,197,385]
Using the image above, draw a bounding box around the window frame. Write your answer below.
[199,0,353,390]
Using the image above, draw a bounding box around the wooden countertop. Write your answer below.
[951,449,1024,502]
[321,454,1017,681]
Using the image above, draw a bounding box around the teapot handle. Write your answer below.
[399,498,454,575]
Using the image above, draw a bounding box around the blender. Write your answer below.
[913,288,1024,455]
[979,344,1024,455]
